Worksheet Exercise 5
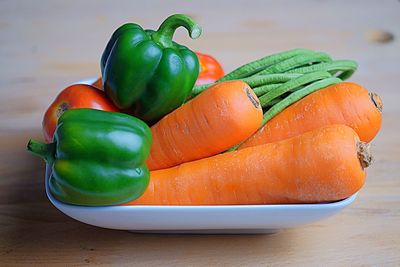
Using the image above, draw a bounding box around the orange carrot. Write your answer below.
[126,124,370,205]
[146,80,263,170]
[239,82,382,150]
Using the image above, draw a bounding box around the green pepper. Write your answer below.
[101,14,202,123]
[27,108,152,206]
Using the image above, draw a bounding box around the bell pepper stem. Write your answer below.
[153,14,202,48]
[27,139,56,164]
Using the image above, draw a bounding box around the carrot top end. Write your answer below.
[357,141,373,169]
[369,92,383,113]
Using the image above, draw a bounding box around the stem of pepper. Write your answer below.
[153,14,202,48]
[27,139,56,165]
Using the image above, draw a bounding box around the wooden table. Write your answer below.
[1,1,399,265]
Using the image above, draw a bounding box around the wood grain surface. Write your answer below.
[1,0,399,266]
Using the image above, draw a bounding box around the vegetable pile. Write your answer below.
[27,14,382,206]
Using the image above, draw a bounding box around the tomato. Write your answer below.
[195,52,224,85]
[42,84,119,143]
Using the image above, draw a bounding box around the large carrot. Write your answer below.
[126,124,370,205]
[146,80,263,170]
[239,82,382,150]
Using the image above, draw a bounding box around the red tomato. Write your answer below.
[42,84,119,143]
[195,52,224,85]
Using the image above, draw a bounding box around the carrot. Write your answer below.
[126,124,371,205]
[239,82,382,150]
[146,80,263,171]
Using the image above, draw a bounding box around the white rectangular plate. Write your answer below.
[45,167,357,234]
[47,78,358,234]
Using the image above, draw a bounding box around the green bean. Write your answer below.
[256,52,332,76]
[253,84,282,97]
[191,83,214,96]
[191,73,301,97]
[261,77,342,126]
[263,91,298,108]
[242,73,301,88]
[258,71,332,107]
[286,60,358,80]
[191,52,356,99]
[336,61,358,80]
[262,96,284,107]
[218,48,313,81]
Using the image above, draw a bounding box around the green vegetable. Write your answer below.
[218,48,313,81]
[190,73,302,96]
[27,109,152,206]
[242,73,301,88]
[101,14,202,123]
[258,71,332,106]
[190,49,357,97]
[253,83,283,96]
[286,59,358,80]
[255,52,332,76]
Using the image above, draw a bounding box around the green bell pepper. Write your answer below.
[27,108,152,206]
[101,14,202,123]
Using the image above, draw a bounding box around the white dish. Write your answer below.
[45,166,357,234]
[47,78,358,234]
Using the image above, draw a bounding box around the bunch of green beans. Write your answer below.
[191,48,357,128]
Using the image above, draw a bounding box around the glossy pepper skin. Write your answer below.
[93,51,223,90]
[101,14,202,123]
[27,109,152,206]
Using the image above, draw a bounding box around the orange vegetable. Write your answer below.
[42,84,118,143]
[195,51,224,85]
[126,125,370,205]
[239,82,382,150]
[146,80,263,170]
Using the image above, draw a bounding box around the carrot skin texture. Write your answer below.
[126,125,366,205]
[240,82,382,150]
[146,80,263,170]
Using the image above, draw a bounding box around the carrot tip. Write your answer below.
[245,87,260,109]
[369,92,383,112]
[357,141,373,169]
